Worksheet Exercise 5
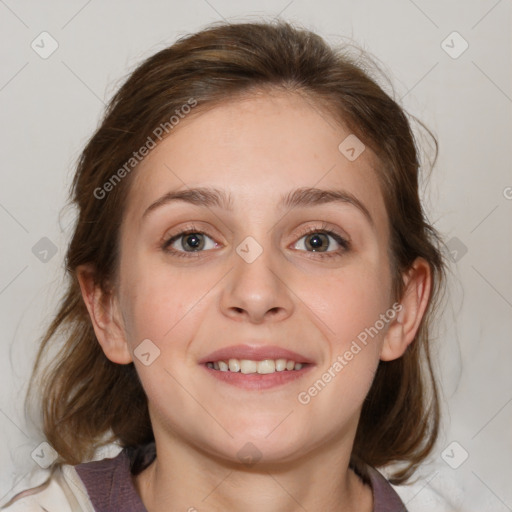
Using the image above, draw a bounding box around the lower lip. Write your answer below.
[202,364,313,390]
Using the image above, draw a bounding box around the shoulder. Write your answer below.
[1,464,95,512]
[366,466,409,512]
[72,446,149,510]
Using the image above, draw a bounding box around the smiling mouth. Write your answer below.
[206,358,308,374]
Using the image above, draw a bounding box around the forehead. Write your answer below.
[124,91,388,232]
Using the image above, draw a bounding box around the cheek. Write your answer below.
[118,225,175,337]
[308,260,393,349]
[118,254,216,348]
[296,268,390,419]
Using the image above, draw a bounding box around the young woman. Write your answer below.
[2,19,446,512]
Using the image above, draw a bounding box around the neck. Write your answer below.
[134,439,373,512]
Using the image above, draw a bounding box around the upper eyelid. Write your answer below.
[163,222,346,240]
[296,222,350,241]
[163,223,349,250]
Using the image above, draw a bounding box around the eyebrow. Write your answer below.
[142,186,373,225]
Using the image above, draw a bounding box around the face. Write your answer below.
[113,91,397,464]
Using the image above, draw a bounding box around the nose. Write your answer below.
[220,238,295,324]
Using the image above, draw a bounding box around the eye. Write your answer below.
[162,226,218,257]
[161,222,350,260]
[292,223,350,259]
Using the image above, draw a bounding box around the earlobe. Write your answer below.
[380,258,432,361]
[76,264,133,364]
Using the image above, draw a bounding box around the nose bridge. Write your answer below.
[220,232,293,322]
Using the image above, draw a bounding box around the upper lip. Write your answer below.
[199,344,314,364]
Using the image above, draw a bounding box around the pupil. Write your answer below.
[308,233,327,252]
[185,233,202,250]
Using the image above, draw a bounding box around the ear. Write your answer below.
[76,264,133,364]
[380,257,432,361]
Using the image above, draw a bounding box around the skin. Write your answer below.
[78,90,431,511]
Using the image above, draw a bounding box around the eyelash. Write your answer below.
[161,222,350,260]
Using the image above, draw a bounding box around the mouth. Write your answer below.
[206,358,306,374]
[199,345,314,390]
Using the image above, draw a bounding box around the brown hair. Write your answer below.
[28,19,446,484]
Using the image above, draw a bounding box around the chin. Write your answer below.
[217,439,309,468]
[220,429,310,466]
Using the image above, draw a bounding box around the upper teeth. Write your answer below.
[207,358,303,374]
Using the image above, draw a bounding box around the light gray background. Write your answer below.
[0,1,511,510]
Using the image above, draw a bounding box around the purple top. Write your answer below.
[75,445,407,511]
